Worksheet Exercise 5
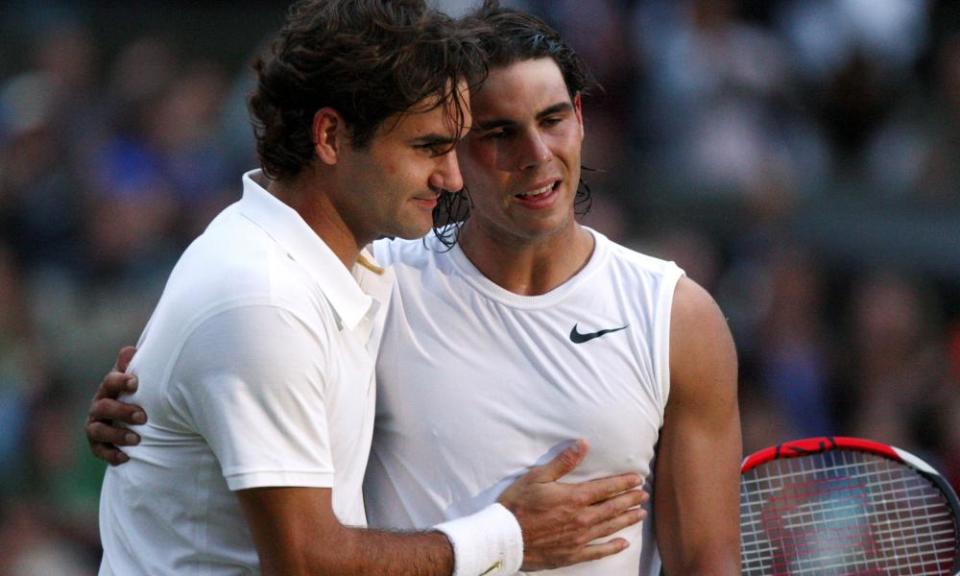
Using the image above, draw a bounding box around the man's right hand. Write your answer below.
[498,439,649,571]
[85,346,146,465]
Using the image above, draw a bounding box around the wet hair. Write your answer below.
[463,0,597,98]
[249,0,485,181]
[431,1,599,248]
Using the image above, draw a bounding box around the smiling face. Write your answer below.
[458,57,584,246]
[332,81,470,242]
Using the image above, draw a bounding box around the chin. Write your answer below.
[526,214,576,239]
[389,219,434,241]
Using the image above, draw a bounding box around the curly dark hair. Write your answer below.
[249,0,486,182]
[430,0,598,248]
[463,0,598,98]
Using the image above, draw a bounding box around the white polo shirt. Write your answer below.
[99,170,392,575]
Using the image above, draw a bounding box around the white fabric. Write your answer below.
[366,228,683,576]
[99,170,392,575]
[435,503,524,576]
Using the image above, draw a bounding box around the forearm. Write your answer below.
[655,475,740,575]
[304,505,523,576]
[655,408,740,574]
[270,525,454,576]
[241,488,521,576]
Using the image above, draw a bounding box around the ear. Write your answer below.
[573,93,585,142]
[312,107,346,165]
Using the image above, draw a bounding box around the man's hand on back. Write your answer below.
[85,346,146,465]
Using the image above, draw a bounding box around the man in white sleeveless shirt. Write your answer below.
[364,4,741,574]
[87,2,741,574]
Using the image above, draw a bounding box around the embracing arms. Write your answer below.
[235,443,645,575]
[87,348,648,575]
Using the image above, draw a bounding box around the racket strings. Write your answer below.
[740,451,959,575]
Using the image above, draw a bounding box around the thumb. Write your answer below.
[115,346,137,373]
[525,439,588,483]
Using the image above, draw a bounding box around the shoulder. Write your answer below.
[179,215,323,311]
[177,304,333,382]
[372,232,452,270]
[153,219,334,354]
[174,211,277,294]
[668,277,738,404]
[595,230,684,282]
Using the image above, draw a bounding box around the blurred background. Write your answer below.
[1,0,959,573]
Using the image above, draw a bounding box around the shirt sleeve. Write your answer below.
[169,304,336,491]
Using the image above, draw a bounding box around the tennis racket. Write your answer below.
[740,436,960,575]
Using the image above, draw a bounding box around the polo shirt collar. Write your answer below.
[236,169,373,331]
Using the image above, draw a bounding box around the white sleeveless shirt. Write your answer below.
[366,227,683,575]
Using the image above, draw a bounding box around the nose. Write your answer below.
[429,149,464,193]
[517,131,551,170]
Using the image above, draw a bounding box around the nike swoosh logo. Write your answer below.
[569,323,629,344]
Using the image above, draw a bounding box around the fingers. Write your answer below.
[568,537,631,564]
[586,487,648,524]
[85,416,137,466]
[85,420,141,447]
[114,346,137,372]
[94,371,138,401]
[521,537,631,571]
[521,505,646,569]
[94,346,137,401]
[90,441,131,466]
[89,398,146,426]
[532,489,647,548]
[579,504,646,544]
[572,472,644,505]
[85,346,140,467]
[524,439,588,483]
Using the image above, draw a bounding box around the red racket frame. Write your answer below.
[740,436,960,576]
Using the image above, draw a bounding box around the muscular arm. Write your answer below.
[86,348,648,573]
[656,277,741,575]
[239,448,648,576]
[237,487,454,576]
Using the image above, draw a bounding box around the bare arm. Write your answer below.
[86,353,649,573]
[239,441,647,576]
[656,277,741,575]
[237,486,454,576]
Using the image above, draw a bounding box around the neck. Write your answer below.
[458,220,595,296]
[266,168,368,269]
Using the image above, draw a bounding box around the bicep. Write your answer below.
[655,277,741,575]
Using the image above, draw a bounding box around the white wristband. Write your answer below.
[434,503,524,576]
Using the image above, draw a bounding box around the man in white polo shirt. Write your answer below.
[91,1,648,575]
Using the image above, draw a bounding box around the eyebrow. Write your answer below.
[474,101,574,131]
[408,134,460,147]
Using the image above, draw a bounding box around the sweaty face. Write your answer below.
[459,58,584,245]
[334,81,470,242]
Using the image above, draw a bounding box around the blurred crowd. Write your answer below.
[1,0,959,573]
